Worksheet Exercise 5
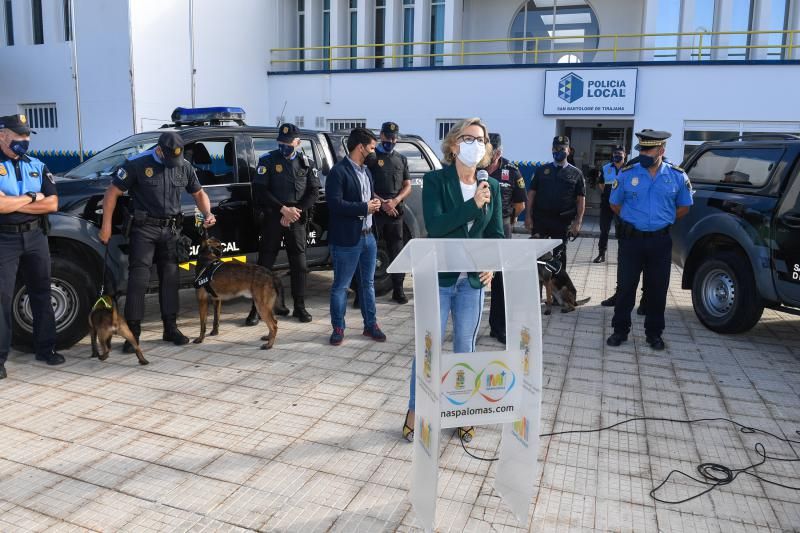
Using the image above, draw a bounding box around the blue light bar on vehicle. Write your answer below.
[171,106,246,125]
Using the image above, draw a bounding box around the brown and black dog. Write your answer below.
[193,237,283,349]
[534,238,590,315]
[89,295,148,365]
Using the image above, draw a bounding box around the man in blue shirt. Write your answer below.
[594,145,626,264]
[0,114,65,378]
[606,130,693,351]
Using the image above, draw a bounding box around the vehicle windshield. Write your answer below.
[63,133,160,179]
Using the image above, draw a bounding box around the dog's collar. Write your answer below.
[92,295,113,311]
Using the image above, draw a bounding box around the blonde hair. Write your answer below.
[441,117,493,167]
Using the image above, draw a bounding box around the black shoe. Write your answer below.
[646,336,665,350]
[35,352,66,365]
[593,253,606,263]
[292,307,312,323]
[162,322,189,346]
[489,330,506,344]
[274,303,290,316]
[245,305,260,326]
[392,289,408,304]
[637,303,647,316]
[124,321,142,353]
[0,364,7,379]
[606,333,628,347]
[601,294,617,307]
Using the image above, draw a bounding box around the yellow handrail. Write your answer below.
[270,29,799,66]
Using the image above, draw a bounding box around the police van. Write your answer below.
[13,107,441,349]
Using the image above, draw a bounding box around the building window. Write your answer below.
[402,0,414,67]
[509,1,599,64]
[4,0,14,46]
[654,0,681,60]
[375,0,386,69]
[322,0,330,69]
[349,0,357,69]
[21,103,58,129]
[63,0,72,41]
[315,116,325,129]
[765,0,790,59]
[691,0,716,60]
[298,0,305,71]
[728,0,754,59]
[294,115,305,127]
[31,0,44,45]
[328,119,366,132]
[436,119,460,141]
[430,0,445,66]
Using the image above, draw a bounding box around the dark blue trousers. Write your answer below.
[0,229,56,362]
[611,233,671,337]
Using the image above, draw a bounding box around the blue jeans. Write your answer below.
[408,277,485,410]
[330,233,377,330]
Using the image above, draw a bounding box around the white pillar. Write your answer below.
[714,0,734,60]
[329,0,346,69]
[791,0,800,59]
[384,0,402,67]
[304,0,322,70]
[640,0,659,62]
[413,0,430,67]
[750,0,772,60]
[443,0,463,66]
[678,0,696,61]
[357,0,373,69]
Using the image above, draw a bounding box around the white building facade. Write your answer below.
[1,0,799,189]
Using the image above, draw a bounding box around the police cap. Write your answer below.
[612,145,625,153]
[277,123,300,143]
[380,121,399,139]
[158,131,185,168]
[634,129,671,151]
[489,132,502,149]
[0,114,34,135]
[553,135,570,148]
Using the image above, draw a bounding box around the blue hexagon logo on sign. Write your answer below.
[558,72,584,103]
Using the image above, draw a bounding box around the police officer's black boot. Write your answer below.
[290,271,312,322]
[0,364,7,379]
[245,303,260,326]
[274,288,290,316]
[162,315,189,345]
[292,299,312,323]
[392,286,408,304]
[123,321,141,354]
[593,251,606,263]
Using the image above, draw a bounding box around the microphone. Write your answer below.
[477,170,489,213]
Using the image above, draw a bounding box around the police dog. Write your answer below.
[88,295,148,365]
[193,237,283,349]
[534,237,590,315]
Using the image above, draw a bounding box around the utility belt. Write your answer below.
[536,207,577,220]
[619,221,670,239]
[132,210,183,229]
[0,217,42,234]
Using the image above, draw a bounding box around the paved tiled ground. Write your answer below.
[2,235,800,532]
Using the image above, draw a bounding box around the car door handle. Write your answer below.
[780,212,800,228]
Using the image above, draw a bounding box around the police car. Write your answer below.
[672,133,800,333]
[13,107,441,349]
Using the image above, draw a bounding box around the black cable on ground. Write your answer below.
[457,416,800,504]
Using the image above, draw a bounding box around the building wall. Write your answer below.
[267,63,800,164]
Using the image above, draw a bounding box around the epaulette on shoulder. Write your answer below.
[620,164,636,172]
[665,160,686,173]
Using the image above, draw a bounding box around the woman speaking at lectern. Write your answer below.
[403,118,505,443]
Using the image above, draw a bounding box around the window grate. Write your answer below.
[436,119,460,141]
[21,103,58,129]
[328,119,366,132]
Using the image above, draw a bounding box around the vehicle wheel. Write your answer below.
[12,256,95,351]
[374,240,393,297]
[691,251,763,334]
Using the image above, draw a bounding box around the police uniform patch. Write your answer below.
[0,166,6,176]
[174,147,182,156]
[378,160,385,167]
[544,168,551,175]
[275,164,283,173]
[19,114,26,124]
[46,172,54,184]
[389,124,396,131]
[612,179,619,190]
[517,178,525,188]
[145,167,154,178]
[282,126,289,134]
[116,167,128,181]
[631,177,639,187]
[257,166,267,175]
[501,169,509,181]
[29,171,39,178]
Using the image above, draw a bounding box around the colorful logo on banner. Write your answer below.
[512,416,529,447]
[558,72,584,103]
[423,331,433,382]
[419,416,432,457]
[520,327,531,377]
[441,360,516,405]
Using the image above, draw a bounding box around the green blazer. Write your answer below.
[422,164,505,288]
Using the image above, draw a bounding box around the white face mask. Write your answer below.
[456,141,486,168]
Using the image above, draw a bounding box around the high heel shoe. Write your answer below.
[402,410,414,442]
[456,426,475,443]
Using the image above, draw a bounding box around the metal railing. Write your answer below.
[271,29,798,70]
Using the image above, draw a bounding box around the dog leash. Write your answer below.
[92,245,113,310]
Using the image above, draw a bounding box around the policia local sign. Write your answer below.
[544,68,637,115]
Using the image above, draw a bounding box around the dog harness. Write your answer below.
[194,260,224,298]
[537,258,563,276]
[92,295,114,311]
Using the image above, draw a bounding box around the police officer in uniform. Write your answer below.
[247,123,320,324]
[0,114,65,378]
[367,121,411,304]
[594,145,626,264]
[524,135,585,271]
[606,130,693,351]
[100,132,216,350]
[485,132,526,344]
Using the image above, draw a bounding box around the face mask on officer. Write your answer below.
[612,154,624,164]
[553,149,568,163]
[639,147,663,169]
[9,139,29,157]
[381,141,395,153]
[278,143,295,158]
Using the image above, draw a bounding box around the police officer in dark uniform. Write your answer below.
[0,114,65,378]
[524,135,585,271]
[606,130,693,351]
[100,132,216,350]
[246,123,320,324]
[367,121,411,304]
[485,132,526,344]
[594,145,626,264]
